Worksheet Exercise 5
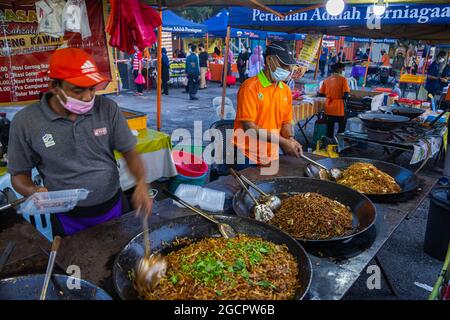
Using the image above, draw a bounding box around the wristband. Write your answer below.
[148,188,158,199]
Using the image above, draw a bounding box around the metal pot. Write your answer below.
[346,117,367,134]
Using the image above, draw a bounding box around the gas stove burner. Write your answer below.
[304,225,377,260]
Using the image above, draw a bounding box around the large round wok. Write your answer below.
[304,157,420,202]
[232,177,377,246]
[113,215,313,300]
[358,112,410,131]
[0,274,112,300]
[380,105,425,120]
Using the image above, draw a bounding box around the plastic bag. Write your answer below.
[134,72,145,84]
[205,70,211,81]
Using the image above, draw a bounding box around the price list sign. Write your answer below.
[0,0,115,105]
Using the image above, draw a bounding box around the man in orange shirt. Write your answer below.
[319,62,350,138]
[233,41,302,169]
[381,49,391,67]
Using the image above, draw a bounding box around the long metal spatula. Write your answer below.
[301,154,343,181]
[229,168,281,211]
[40,236,61,300]
[0,197,28,212]
[229,169,274,222]
[135,211,167,292]
[162,189,236,238]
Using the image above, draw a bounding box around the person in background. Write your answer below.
[353,48,362,62]
[406,44,416,73]
[213,46,221,60]
[227,47,234,76]
[248,45,265,78]
[328,49,338,76]
[319,62,350,139]
[362,48,370,61]
[233,41,302,169]
[319,45,329,77]
[132,48,144,96]
[185,45,200,100]
[381,49,391,67]
[237,47,250,84]
[392,51,405,73]
[337,47,346,63]
[440,58,450,92]
[161,48,170,95]
[425,51,447,98]
[178,49,186,59]
[198,44,209,89]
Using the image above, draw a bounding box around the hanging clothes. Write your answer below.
[106,0,161,54]
[63,0,92,40]
[35,0,66,38]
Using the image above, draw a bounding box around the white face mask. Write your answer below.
[269,58,291,82]
[438,58,445,64]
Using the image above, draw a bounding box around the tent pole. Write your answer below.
[314,35,323,81]
[206,33,209,52]
[363,40,374,88]
[157,7,162,131]
[221,26,231,119]
[422,47,430,76]
[114,47,119,95]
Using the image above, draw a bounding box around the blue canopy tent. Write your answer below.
[228,3,450,42]
[344,37,397,44]
[162,10,207,36]
[267,32,305,41]
[204,9,266,39]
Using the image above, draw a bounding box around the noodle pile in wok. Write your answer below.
[269,192,353,240]
[136,235,299,300]
[337,162,401,194]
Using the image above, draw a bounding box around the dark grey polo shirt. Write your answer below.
[8,93,137,206]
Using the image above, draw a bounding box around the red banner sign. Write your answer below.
[0,0,116,105]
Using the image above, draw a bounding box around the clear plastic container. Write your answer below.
[19,189,90,216]
[198,188,225,213]
[173,184,201,207]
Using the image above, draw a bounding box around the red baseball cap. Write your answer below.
[48,48,109,87]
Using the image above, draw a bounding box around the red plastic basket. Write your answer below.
[172,150,208,178]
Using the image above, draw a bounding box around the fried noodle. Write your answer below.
[269,192,353,240]
[337,162,401,194]
[135,235,299,300]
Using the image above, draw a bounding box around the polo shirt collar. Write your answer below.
[257,70,284,89]
[39,92,95,121]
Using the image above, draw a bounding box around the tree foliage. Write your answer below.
[174,7,221,23]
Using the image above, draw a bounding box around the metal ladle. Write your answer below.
[135,210,167,292]
[162,189,236,238]
[229,169,274,222]
[229,168,281,212]
[301,154,343,181]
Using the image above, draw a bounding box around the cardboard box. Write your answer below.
[350,89,383,99]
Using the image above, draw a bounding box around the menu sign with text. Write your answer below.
[0,0,115,105]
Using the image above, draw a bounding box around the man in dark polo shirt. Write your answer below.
[8,48,153,236]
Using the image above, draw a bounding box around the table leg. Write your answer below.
[302,115,316,129]
[297,121,310,147]
[375,255,398,296]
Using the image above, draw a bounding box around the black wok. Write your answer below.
[113,215,312,300]
[358,112,410,131]
[232,177,377,246]
[304,157,420,202]
[0,274,112,300]
[380,105,425,120]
